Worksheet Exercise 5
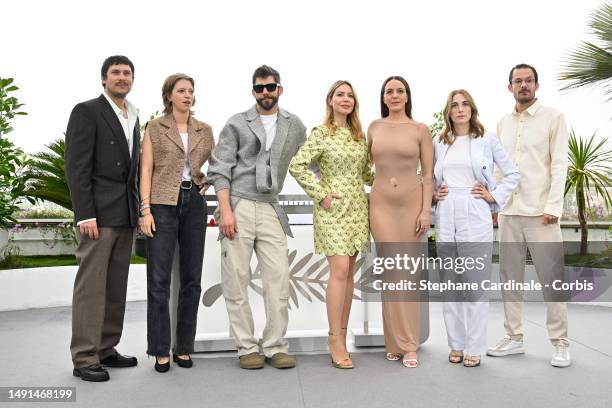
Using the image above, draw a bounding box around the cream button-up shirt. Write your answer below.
[102,91,138,156]
[496,100,569,218]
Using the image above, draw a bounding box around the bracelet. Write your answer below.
[140,204,151,211]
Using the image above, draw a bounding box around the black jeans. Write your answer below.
[146,185,206,356]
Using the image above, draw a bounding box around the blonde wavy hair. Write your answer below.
[323,80,365,141]
[439,89,484,145]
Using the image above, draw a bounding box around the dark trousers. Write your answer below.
[146,186,206,356]
[71,227,135,368]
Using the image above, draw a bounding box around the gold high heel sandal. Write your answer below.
[328,332,353,369]
[341,327,352,359]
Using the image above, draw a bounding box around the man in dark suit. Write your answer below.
[65,55,140,382]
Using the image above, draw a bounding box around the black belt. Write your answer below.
[180,180,193,190]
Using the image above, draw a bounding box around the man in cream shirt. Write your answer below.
[487,63,571,367]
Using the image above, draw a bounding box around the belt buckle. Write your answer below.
[181,180,193,190]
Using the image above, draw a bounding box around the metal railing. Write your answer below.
[201,194,314,215]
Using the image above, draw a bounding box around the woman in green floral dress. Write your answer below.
[289,80,374,369]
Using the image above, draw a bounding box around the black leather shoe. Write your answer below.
[155,357,170,373]
[173,354,193,368]
[73,364,110,382]
[100,352,138,368]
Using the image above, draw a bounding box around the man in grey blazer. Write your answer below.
[208,65,306,369]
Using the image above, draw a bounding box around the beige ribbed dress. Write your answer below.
[368,119,434,354]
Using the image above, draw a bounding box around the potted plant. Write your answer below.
[564,129,612,255]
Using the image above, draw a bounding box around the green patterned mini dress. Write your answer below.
[289,125,374,256]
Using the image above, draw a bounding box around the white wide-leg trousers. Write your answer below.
[435,187,493,356]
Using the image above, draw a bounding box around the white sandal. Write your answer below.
[402,353,418,368]
[402,358,418,368]
[386,353,402,361]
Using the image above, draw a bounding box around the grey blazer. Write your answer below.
[208,105,307,237]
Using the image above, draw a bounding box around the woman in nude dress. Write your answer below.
[368,76,434,368]
[290,80,373,369]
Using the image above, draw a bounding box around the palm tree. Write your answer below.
[559,2,612,99]
[564,129,612,255]
[23,138,73,211]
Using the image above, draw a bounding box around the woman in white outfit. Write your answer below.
[432,89,519,367]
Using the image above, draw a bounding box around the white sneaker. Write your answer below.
[551,344,571,367]
[486,335,525,357]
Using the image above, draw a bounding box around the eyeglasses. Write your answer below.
[253,83,280,93]
[511,78,536,86]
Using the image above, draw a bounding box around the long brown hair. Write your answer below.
[439,89,484,145]
[161,73,196,115]
[323,80,365,141]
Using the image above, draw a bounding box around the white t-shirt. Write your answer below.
[442,135,476,188]
[260,113,278,151]
[180,132,191,181]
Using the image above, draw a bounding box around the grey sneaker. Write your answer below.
[239,352,264,369]
[487,335,525,357]
[551,344,571,367]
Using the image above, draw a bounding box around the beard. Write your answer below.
[516,91,534,105]
[256,95,278,111]
[107,85,131,99]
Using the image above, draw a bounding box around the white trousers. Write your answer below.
[435,188,493,356]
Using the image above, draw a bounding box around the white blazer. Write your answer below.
[433,131,520,212]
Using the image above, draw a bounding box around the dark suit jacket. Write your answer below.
[65,94,140,228]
